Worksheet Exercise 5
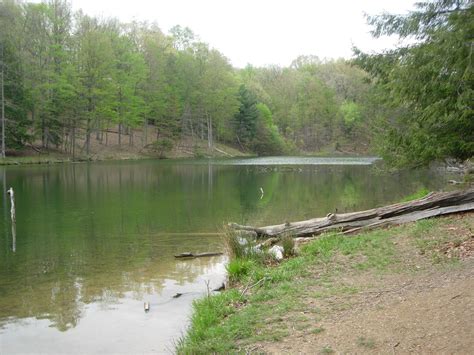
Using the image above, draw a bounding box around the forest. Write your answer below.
[0,0,472,166]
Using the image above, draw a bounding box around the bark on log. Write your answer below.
[229,188,474,238]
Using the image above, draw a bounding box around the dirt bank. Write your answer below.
[1,128,249,165]
[253,214,474,354]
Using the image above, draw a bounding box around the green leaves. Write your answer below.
[356,0,474,167]
[340,101,361,129]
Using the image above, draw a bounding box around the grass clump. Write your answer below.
[311,327,325,334]
[282,235,296,257]
[320,346,334,354]
[226,259,255,282]
[223,229,264,261]
[224,230,249,259]
[222,229,279,284]
[357,336,376,349]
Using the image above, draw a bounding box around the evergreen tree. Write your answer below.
[233,84,259,146]
[355,0,473,166]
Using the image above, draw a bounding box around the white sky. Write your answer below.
[69,0,417,68]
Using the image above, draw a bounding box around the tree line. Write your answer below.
[0,0,377,158]
[0,0,471,166]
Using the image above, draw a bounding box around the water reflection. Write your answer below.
[0,158,451,353]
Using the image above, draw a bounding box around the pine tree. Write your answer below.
[355,0,474,166]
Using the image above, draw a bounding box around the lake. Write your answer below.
[0,157,452,353]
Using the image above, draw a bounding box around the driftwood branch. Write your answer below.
[229,188,474,238]
[240,277,268,299]
[174,252,223,259]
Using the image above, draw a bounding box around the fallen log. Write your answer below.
[229,188,474,238]
[174,252,223,259]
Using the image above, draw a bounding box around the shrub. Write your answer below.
[152,137,174,158]
[224,230,250,259]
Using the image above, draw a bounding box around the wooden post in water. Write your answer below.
[7,187,15,252]
[2,170,8,249]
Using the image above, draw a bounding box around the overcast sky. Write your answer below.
[68,0,417,68]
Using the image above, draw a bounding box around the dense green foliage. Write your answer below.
[0,0,377,157]
[3,0,468,163]
[0,0,242,156]
[355,0,473,167]
[239,59,374,153]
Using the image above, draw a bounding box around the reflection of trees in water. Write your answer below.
[0,230,223,331]
[242,165,447,226]
[0,162,448,331]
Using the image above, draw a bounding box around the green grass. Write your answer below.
[226,259,256,282]
[176,216,465,353]
[410,218,467,264]
[302,229,396,270]
[399,187,430,202]
[311,327,325,334]
[177,228,398,353]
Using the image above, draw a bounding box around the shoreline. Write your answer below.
[0,152,378,167]
[0,154,153,166]
[176,212,474,353]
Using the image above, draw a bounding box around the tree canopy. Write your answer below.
[0,0,403,159]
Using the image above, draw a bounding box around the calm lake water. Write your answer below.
[0,157,453,353]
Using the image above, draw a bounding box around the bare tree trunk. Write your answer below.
[41,115,46,148]
[63,127,68,152]
[86,117,91,156]
[207,112,213,149]
[118,123,122,147]
[86,91,93,156]
[96,118,101,140]
[200,117,204,140]
[143,117,147,146]
[72,125,76,160]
